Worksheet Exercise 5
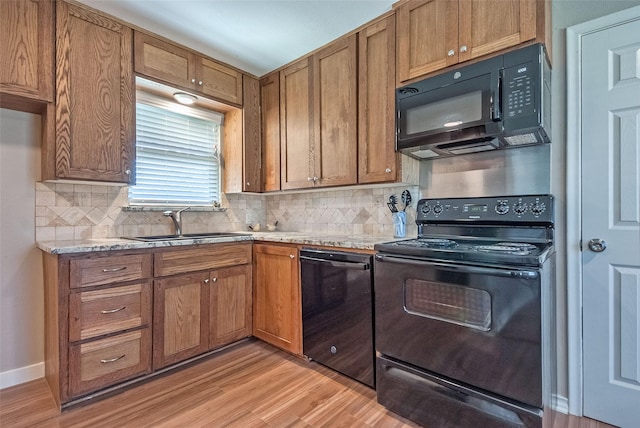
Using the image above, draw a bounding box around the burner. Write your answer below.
[474,242,537,255]
[417,238,458,247]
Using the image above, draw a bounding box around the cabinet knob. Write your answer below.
[204,279,209,284]
[125,169,131,175]
[313,176,318,182]
[448,49,455,57]
[191,78,196,84]
[246,182,250,186]
[289,254,295,259]
[460,45,468,53]
[198,81,203,86]
[385,168,392,173]
[212,277,217,282]
[308,177,313,182]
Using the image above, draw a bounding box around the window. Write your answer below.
[129,91,223,206]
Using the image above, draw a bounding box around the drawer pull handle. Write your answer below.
[100,354,125,364]
[102,266,127,273]
[101,306,126,314]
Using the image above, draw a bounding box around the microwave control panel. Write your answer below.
[503,62,537,119]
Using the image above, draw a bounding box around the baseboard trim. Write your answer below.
[552,394,570,414]
[0,362,44,390]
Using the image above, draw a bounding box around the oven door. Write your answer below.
[374,253,542,407]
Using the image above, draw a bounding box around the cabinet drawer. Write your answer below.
[69,282,151,342]
[154,242,252,277]
[70,254,152,288]
[68,329,151,397]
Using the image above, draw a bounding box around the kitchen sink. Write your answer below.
[124,232,251,242]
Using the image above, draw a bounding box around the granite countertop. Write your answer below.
[36,232,401,255]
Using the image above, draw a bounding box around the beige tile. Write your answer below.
[35,190,56,207]
[55,226,75,240]
[74,226,92,240]
[36,227,56,241]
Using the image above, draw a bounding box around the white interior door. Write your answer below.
[581,16,640,428]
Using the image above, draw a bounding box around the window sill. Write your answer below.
[122,206,227,212]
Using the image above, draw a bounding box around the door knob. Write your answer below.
[588,238,607,252]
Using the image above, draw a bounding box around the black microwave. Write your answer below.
[396,44,551,159]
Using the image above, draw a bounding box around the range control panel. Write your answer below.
[416,195,554,223]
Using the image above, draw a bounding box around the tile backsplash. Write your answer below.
[35,182,418,241]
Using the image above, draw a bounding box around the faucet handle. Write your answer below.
[177,206,191,214]
[162,210,173,217]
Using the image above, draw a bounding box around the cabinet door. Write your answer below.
[197,58,243,106]
[153,272,210,369]
[133,31,197,90]
[0,0,53,104]
[458,0,537,63]
[280,58,314,190]
[396,0,459,82]
[358,15,397,184]
[55,1,134,183]
[242,75,262,192]
[313,34,358,187]
[261,72,281,192]
[253,244,302,355]
[209,265,252,349]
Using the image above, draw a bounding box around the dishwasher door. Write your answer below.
[300,248,374,387]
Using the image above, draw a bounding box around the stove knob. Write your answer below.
[495,202,509,215]
[421,204,431,214]
[433,205,443,214]
[513,203,527,215]
[530,202,546,216]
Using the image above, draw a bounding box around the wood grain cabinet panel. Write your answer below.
[260,72,281,191]
[154,242,252,277]
[69,254,152,288]
[209,265,252,348]
[69,282,151,341]
[134,31,243,106]
[68,329,151,397]
[396,0,548,83]
[252,244,302,356]
[313,34,358,188]
[280,58,314,190]
[358,15,397,184]
[54,1,134,183]
[153,272,210,369]
[0,0,54,106]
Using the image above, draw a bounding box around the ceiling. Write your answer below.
[75,0,396,77]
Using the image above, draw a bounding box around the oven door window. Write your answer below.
[404,279,492,331]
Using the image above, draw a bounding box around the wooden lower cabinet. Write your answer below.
[209,265,252,349]
[153,272,210,369]
[252,243,302,356]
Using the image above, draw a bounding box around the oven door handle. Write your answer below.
[374,254,538,279]
[300,255,370,271]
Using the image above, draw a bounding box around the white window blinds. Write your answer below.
[129,92,223,206]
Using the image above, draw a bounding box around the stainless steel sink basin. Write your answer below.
[124,232,251,242]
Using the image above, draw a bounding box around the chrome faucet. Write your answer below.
[163,207,190,236]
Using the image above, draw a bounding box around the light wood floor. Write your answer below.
[0,339,616,428]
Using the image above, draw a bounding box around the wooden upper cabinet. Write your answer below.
[242,75,262,192]
[0,0,54,107]
[134,31,196,89]
[134,31,243,106]
[397,0,459,83]
[54,1,134,183]
[260,72,281,192]
[396,0,548,84]
[358,15,397,184]
[280,57,314,190]
[458,0,537,62]
[313,34,358,188]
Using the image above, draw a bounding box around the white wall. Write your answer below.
[0,109,44,387]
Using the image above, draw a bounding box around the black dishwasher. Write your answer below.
[300,248,374,388]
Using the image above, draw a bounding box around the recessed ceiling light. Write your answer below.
[173,92,197,105]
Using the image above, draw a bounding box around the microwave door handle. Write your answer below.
[491,71,502,121]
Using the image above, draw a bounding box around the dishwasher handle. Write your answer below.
[299,255,370,271]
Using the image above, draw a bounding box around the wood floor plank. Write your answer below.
[0,339,617,428]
